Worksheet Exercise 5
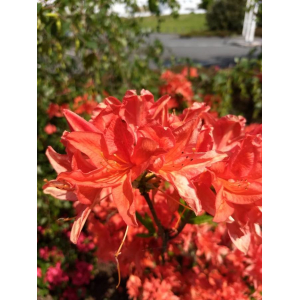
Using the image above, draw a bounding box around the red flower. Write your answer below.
[71,261,93,286]
[43,89,261,259]
[127,275,142,300]
[44,123,57,135]
[47,103,69,119]
[181,67,198,78]
[62,287,79,300]
[43,90,177,242]
[160,70,194,108]
[73,94,98,115]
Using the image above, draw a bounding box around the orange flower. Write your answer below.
[44,123,57,135]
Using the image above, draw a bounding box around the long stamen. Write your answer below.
[115,225,129,288]
[56,216,76,223]
[113,153,129,165]
[56,193,112,224]
[182,109,190,122]
[174,207,186,229]
[92,192,112,209]
[158,188,193,210]
[99,151,121,171]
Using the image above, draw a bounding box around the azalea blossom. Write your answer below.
[44,123,57,135]
[160,71,194,108]
[43,89,261,263]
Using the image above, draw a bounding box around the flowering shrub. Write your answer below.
[37,220,96,299]
[160,70,194,109]
[159,60,262,123]
[42,89,262,299]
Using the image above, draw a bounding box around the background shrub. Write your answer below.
[206,0,246,32]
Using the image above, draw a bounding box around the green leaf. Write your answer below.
[37,3,42,13]
[188,213,214,225]
[136,212,156,236]
[85,40,98,50]
[136,233,154,238]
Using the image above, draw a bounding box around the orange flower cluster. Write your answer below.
[43,89,261,298]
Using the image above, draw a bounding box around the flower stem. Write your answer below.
[141,191,167,264]
[169,210,193,240]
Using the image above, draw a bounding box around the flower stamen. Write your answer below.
[113,153,129,165]
[158,188,192,210]
[115,225,129,289]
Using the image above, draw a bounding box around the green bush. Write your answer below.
[199,0,214,10]
[191,57,262,123]
[206,0,246,32]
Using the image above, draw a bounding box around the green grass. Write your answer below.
[137,13,208,35]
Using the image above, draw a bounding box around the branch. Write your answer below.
[141,191,167,263]
[169,210,193,240]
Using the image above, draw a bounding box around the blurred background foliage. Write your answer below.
[37,1,261,299]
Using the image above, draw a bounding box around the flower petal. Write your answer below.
[167,172,201,214]
[70,205,92,244]
[213,186,235,222]
[227,222,251,254]
[104,116,134,161]
[63,109,100,133]
[65,132,105,169]
[58,169,124,188]
[111,173,137,227]
[46,146,71,174]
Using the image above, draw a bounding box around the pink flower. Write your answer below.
[37,267,42,278]
[71,261,93,286]
[62,287,79,300]
[37,226,45,234]
[39,247,50,260]
[45,262,68,288]
[127,275,142,300]
[66,231,95,252]
[76,233,95,252]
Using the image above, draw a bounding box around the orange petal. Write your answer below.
[167,172,201,214]
[63,109,100,132]
[213,186,234,222]
[70,205,92,244]
[111,173,137,227]
[65,132,105,169]
[46,146,71,174]
[227,222,251,254]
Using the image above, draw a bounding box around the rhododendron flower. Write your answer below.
[72,232,95,252]
[73,94,98,115]
[47,103,69,119]
[37,267,42,278]
[149,117,227,214]
[181,66,198,78]
[160,70,194,108]
[43,91,177,242]
[194,115,262,254]
[39,246,50,260]
[62,287,79,300]
[43,89,261,263]
[44,123,57,135]
[71,261,93,286]
[45,262,68,288]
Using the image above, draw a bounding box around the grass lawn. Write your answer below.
[137,13,208,34]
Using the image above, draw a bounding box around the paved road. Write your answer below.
[148,34,262,67]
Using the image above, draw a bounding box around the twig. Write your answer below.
[169,210,193,240]
[141,191,167,264]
